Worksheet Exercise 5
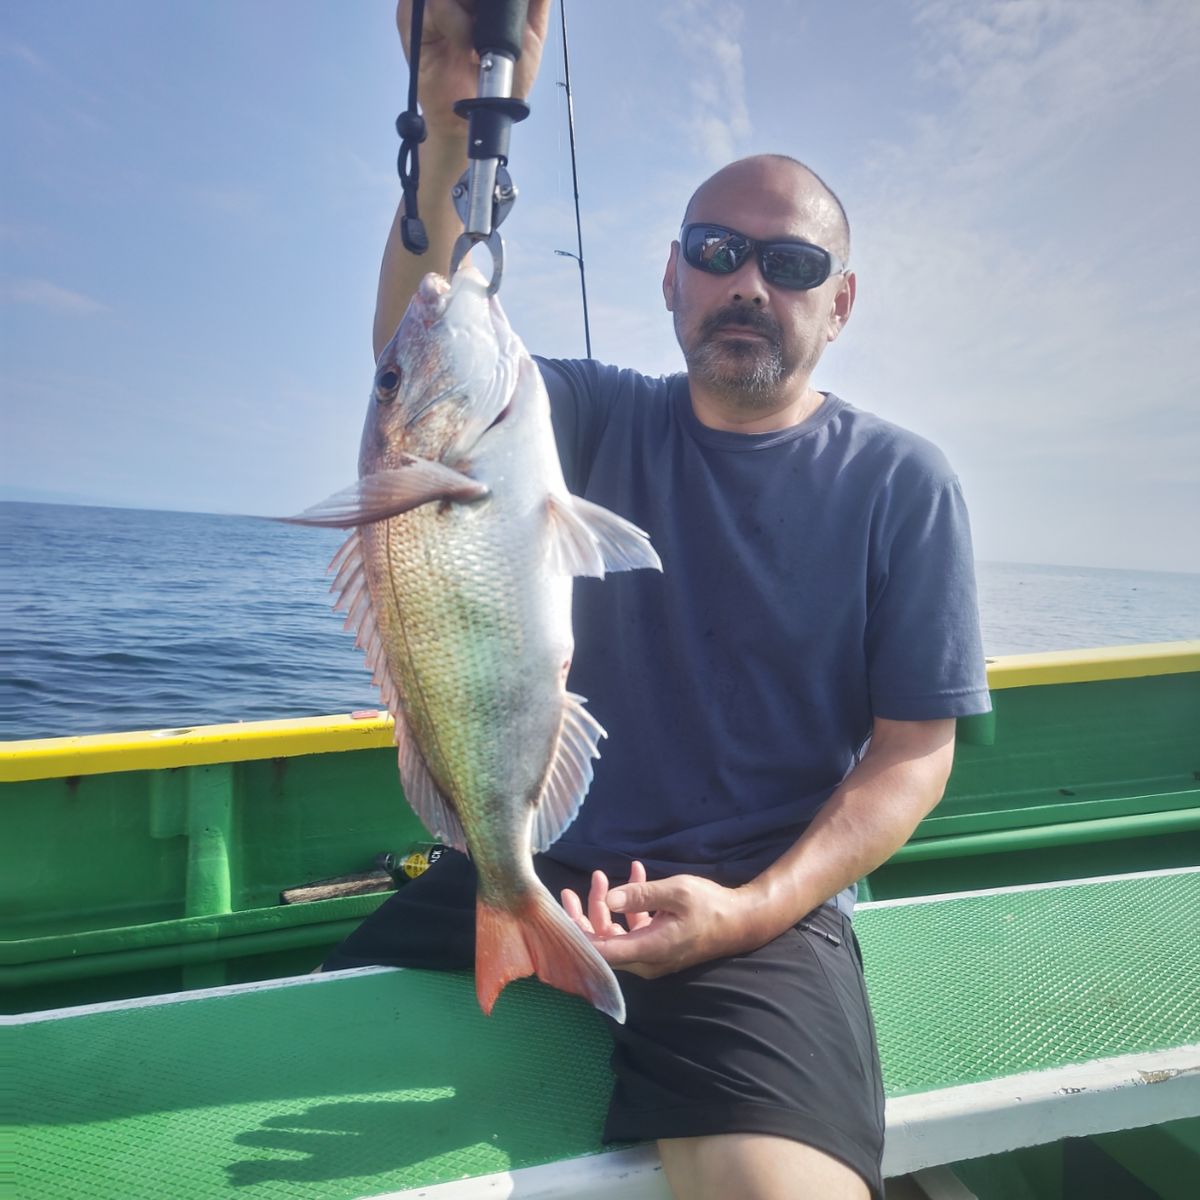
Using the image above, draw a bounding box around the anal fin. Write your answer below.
[531,693,606,853]
[395,717,469,853]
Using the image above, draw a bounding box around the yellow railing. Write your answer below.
[0,712,395,783]
[984,640,1199,690]
[2,642,1196,783]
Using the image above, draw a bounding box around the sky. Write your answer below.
[2,0,1198,574]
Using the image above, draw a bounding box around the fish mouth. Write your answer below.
[414,272,453,320]
[445,266,490,308]
[418,273,452,301]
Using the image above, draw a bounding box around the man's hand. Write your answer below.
[562,862,764,979]
[374,1,552,356]
[397,0,552,139]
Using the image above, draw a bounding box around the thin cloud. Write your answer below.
[1,38,48,72]
[2,35,107,132]
[846,0,1200,423]
[658,1,752,165]
[825,0,1200,571]
[906,0,1200,184]
[2,278,109,315]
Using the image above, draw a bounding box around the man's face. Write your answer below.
[663,160,854,408]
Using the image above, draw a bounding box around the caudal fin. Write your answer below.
[476,885,626,1023]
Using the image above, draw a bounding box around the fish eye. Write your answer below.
[374,367,401,404]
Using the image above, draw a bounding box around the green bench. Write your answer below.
[6,867,1198,1199]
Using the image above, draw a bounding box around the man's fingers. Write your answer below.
[621,861,653,930]
[588,870,618,937]
[594,925,672,974]
[398,0,476,66]
[560,887,594,934]
[432,0,475,45]
[606,877,673,915]
[614,864,652,907]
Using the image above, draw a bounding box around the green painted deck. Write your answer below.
[7,868,1198,1199]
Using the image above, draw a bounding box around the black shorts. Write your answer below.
[323,851,885,1199]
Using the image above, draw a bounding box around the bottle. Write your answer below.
[376,843,448,884]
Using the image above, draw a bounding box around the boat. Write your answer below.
[3,641,1198,1198]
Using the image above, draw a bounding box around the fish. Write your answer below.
[287,269,662,1022]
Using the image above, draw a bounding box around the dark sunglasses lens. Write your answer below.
[760,244,830,290]
[685,227,750,275]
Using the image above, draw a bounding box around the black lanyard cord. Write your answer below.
[396,0,429,254]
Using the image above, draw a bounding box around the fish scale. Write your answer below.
[375,508,554,812]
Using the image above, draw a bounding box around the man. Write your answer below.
[323,4,992,1198]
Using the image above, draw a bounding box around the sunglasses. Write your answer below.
[680,223,846,291]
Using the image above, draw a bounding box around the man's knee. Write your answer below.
[657,1133,870,1200]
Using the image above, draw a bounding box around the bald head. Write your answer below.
[683,155,851,263]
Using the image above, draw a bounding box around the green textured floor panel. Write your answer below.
[6,869,1198,1199]
[8,970,615,1200]
[859,869,1200,1096]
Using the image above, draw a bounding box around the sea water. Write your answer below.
[2,501,1196,741]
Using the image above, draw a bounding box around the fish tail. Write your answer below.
[475,886,626,1024]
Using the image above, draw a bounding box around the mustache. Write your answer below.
[698,305,781,344]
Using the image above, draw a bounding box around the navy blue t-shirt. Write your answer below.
[536,358,991,894]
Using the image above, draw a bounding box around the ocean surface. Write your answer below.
[2,501,1197,742]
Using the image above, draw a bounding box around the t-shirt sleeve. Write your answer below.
[534,356,616,494]
[865,475,992,720]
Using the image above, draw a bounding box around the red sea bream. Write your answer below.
[290,269,661,1021]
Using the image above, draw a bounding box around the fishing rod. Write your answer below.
[554,0,592,358]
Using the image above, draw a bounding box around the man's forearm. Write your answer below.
[738,717,956,941]
[373,1,552,357]
[373,134,469,358]
[570,718,958,977]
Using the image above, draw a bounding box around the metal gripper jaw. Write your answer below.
[449,163,518,295]
[447,0,531,297]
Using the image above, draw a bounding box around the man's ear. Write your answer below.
[827,271,856,342]
[663,242,680,312]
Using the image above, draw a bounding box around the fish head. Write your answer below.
[360,268,521,475]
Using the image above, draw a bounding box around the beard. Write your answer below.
[678,303,810,408]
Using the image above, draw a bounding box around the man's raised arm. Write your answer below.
[374,0,552,358]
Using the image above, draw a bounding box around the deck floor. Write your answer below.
[7,868,1199,1199]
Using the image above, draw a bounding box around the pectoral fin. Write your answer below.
[546,494,663,578]
[282,459,488,529]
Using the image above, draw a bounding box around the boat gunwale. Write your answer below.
[2,641,1197,783]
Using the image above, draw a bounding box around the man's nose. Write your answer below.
[727,260,769,306]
